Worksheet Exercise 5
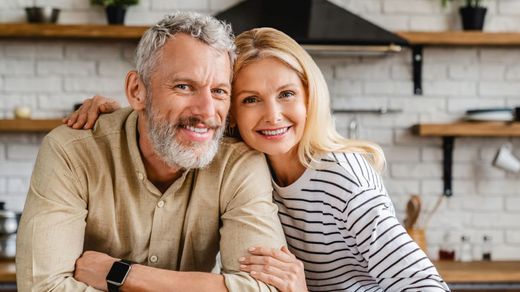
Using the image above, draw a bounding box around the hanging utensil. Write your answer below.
[404,195,421,229]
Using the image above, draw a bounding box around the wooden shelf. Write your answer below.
[0,23,148,40]
[398,31,520,46]
[435,261,520,284]
[0,119,63,132]
[413,122,520,137]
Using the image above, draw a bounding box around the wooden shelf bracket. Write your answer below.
[412,45,423,95]
[443,137,455,197]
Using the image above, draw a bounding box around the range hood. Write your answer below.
[214,0,409,56]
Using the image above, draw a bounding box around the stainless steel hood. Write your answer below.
[214,0,409,55]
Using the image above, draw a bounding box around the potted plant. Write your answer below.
[442,0,487,31]
[91,0,138,25]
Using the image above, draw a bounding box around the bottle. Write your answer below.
[459,235,472,262]
[482,235,492,261]
[438,232,455,261]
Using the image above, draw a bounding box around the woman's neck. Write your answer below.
[267,148,307,187]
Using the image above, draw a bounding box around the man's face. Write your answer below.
[144,33,232,169]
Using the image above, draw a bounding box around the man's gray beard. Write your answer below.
[145,100,223,169]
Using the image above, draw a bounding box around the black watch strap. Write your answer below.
[106,259,134,292]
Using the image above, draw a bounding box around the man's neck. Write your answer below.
[137,114,184,193]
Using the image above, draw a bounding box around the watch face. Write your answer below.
[106,261,131,285]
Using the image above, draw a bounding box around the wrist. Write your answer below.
[106,259,134,292]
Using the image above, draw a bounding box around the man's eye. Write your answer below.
[242,96,258,104]
[175,84,190,90]
[212,88,228,96]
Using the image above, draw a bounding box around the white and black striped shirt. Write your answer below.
[272,152,449,292]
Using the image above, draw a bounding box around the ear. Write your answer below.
[125,70,147,111]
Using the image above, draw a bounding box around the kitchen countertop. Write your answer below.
[0,259,519,284]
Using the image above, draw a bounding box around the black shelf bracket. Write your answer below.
[412,45,423,95]
[442,136,455,197]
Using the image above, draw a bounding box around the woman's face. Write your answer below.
[231,57,307,157]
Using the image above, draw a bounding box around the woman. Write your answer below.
[67,28,449,292]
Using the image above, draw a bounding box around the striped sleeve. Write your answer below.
[342,153,450,292]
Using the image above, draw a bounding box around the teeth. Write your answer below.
[261,128,288,136]
[185,125,209,134]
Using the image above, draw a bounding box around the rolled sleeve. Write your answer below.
[219,147,286,291]
[16,135,98,292]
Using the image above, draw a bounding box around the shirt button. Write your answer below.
[149,255,158,263]
[157,200,165,208]
[138,172,144,180]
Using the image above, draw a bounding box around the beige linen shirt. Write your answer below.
[16,108,286,292]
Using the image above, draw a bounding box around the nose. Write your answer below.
[264,101,283,124]
[191,88,216,119]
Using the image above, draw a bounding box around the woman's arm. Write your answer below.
[63,95,121,129]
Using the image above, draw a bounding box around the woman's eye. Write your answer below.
[242,96,258,104]
[280,91,295,98]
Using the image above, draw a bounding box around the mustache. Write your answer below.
[175,116,222,129]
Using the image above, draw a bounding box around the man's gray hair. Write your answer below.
[135,11,236,85]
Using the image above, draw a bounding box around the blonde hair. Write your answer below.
[233,28,385,172]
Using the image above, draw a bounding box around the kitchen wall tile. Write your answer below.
[360,14,410,31]
[0,60,34,76]
[479,81,520,97]
[478,180,520,195]
[0,161,34,176]
[448,195,503,211]
[65,43,122,60]
[64,77,125,93]
[505,197,520,211]
[423,81,477,96]
[7,177,29,193]
[383,0,440,14]
[384,179,420,196]
[37,60,96,77]
[58,10,105,25]
[0,144,5,161]
[391,163,442,179]
[98,61,134,77]
[6,144,40,161]
[0,178,6,194]
[4,77,62,93]
[447,98,505,113]
[383,146,420,162]
[409,15,453,31]
[479,64,505,80]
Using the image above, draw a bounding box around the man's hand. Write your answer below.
[74,250,118,291]
[239,246,308,292]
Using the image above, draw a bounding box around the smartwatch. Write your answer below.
[106,259,134,292]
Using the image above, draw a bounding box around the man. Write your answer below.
[16,11,285,291]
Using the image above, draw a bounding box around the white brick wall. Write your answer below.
[0,0,519,260]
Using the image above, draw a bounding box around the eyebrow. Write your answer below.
[235,83,299,96]
[167,76,230,89]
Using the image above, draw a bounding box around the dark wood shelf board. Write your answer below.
[0,23,148,40]
[413,122,520,137]
[0,119,63,132]
[398,31,520,46]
